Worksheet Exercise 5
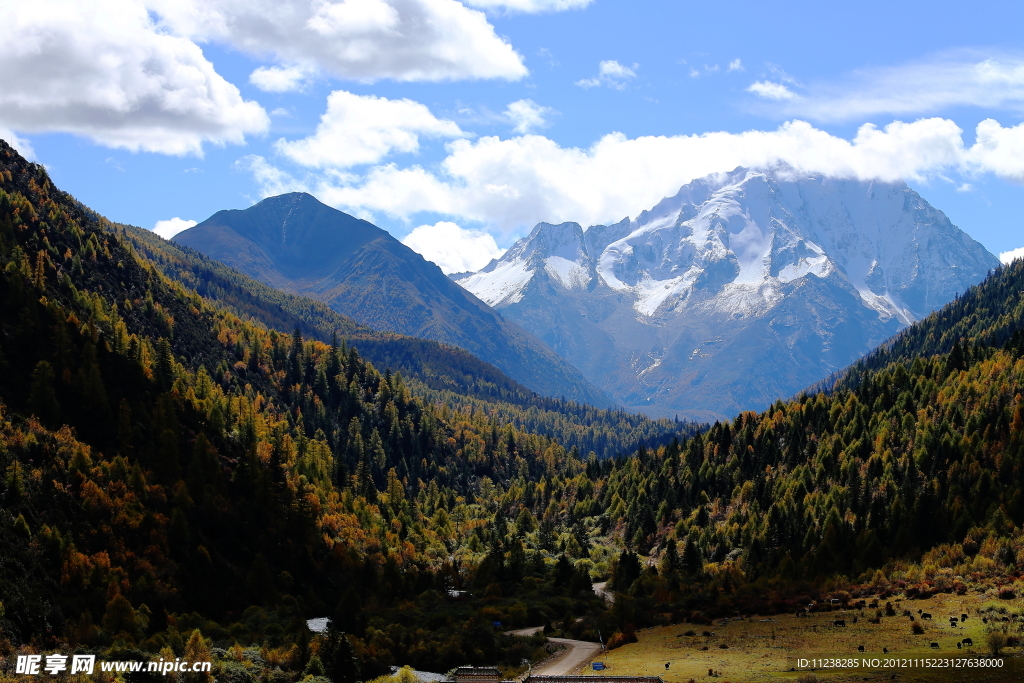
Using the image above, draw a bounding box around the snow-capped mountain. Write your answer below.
[455,167,1000,421]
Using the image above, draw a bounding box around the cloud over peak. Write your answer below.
[250,114,1024,237]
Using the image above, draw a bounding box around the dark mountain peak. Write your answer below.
[176,193,612,406]
[178,192,389,282]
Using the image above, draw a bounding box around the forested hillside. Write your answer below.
[3,135,1023,678]
[128,224,686,460]
[590,259,1024,620]
[0,142,611,674]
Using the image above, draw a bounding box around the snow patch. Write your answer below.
[456,259,533,307]
[544,256,590,289]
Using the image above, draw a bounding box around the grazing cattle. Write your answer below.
[961,614,968,621]
[922,613,932,620]
[982,617,988,623]
[852,617,858,624]
[917,609,922,614]
[957,642,962,649]
[949,617,958,625]
[858,645,865,652]
[883,648,888,654]
[963,638,973,646]
[930,642,939,648]
[702,631,712,637]
[909,616,915,621]
[834,620,846,627]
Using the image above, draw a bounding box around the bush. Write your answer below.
[605,627,637,650]
[998,589,1016,600]
[911,622,924,635]
[987,631,1008,656]
[216,662,255,683]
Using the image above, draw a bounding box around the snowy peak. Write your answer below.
[467,167,991,323]
[458,221,593,305]
[456,167,999,420]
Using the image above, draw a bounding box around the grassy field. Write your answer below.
[580,592,1024,683]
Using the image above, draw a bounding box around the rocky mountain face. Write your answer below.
[456,168,1000,421]
[175,192,612,407]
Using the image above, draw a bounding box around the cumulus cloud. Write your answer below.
[148,0,528,83]
[0,0,268,155]
[1000,247,1024,264]
[728,59,744,72]
[401,221,505,273]
[250,65,316,92]
[576,60,637,89]
[248,116,1024,237]
[463,0,592,11]
[755,51,1024,121]
[275,90,465,168]
[504,99,553,133]
[748,81,799,101]
[153,217,197,240]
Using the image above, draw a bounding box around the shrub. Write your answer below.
[912,622,925,635]
[606,628,637,650]
[987,631,1008,656]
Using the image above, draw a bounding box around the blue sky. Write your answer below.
[4,0,1024,272]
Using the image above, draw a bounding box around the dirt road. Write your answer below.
[531,638,603,675]
[591,581,614,603]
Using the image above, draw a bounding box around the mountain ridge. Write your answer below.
[175,193,613,408]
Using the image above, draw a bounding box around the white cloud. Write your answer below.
[148,0,527,83]
[0,0,268,156]
[247,116,1024,238]
[0,129,36,160]
[756,51,1024,122]
[576,60,637,89]
[401,221,505,273]
[153,217,197,240]
[249,65,315,92]
[728,59,744,72]
[1000,247,1024,264]
[748,81,799,101]
[966,118,1024,182]
[275,90,465,168]
[463,0,592,11]
[504,99,553,133]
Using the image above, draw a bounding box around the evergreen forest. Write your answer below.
[2,139,1024,681]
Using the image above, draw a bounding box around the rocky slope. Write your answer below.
[456,167,1000,420]
[175,193,611,407]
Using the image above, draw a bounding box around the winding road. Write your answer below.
[506,627,604,675]
[532,638,603,675]
[506,584,612,676]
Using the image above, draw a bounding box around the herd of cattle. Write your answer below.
[805,600,1015,652]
